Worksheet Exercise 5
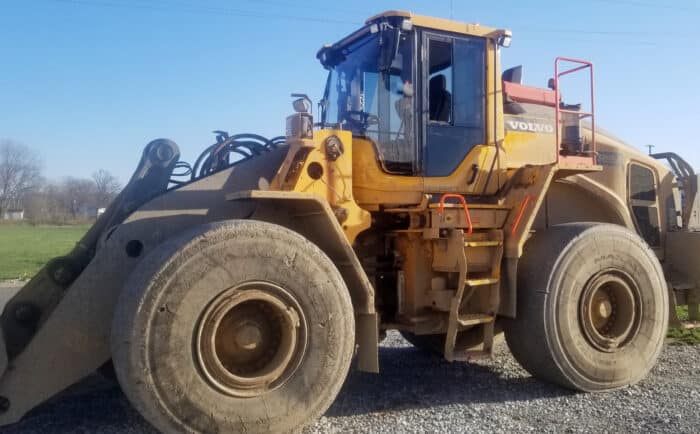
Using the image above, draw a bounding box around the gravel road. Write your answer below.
[1,329,698,433]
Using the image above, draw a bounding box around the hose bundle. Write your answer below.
[170,131,285,185]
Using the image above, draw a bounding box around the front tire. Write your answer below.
[111,220,355,433]
[504,223,668,391]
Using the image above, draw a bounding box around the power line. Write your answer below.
[33,0,696,44]
[518,27,693,38]
[43,0,362,25]
[589,0,698,12]
[516,34,658,47]
[141,0,372,18]
[239,0,375,17]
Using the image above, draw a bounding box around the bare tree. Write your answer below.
[0,140,42,215]
[27,171,120,223]
[92,169,121,208]
[60,177,97,218]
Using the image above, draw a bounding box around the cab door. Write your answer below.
[421,31,487,177]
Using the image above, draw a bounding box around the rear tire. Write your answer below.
[111,220,355,433]
[504,223,668,391]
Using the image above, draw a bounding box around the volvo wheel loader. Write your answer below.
[1,10,698,433]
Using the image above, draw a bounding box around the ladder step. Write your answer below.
[465,277,499,286]
[465,240,503,247]
[457,313,494,326]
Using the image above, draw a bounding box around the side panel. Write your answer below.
[666,231,700,319]
[666,232,700,284]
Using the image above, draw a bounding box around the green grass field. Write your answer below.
[0,223,90,281]
[0,222,698,344]
[668,305,700,344]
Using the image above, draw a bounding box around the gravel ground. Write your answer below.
[1,331,698,433]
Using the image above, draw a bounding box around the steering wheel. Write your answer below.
[343,110,380,129]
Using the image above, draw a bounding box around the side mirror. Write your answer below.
[547,78,557,90]
[502,65,523,84]
[379,27,400,72]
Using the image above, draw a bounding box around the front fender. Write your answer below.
[227,190,379,373]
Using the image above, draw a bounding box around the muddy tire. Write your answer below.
[504,223,668,391]
[111,220,355,433]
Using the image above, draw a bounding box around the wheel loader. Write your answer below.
[0,10,698,433]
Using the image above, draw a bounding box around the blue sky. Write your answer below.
[1,0,698,183]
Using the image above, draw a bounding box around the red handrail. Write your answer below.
[554,57,596,164]
[438,194,473,235]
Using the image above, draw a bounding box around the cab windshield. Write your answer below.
[321,26,415,174]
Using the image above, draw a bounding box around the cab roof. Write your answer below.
[366,10,509,39]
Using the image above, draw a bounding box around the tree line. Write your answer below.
[0,140,121,223]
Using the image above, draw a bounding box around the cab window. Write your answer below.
[424,34,486,177]
[629,164,661,247]
[322,27,416,175]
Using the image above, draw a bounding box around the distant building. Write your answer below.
[77,204,99,220]
[2,209,25,221]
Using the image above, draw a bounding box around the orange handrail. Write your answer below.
[438,194,473,235]
[511,195,534,236]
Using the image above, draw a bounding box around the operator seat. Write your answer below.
[429,74,451,122]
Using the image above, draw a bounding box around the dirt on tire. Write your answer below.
[111,220,355,433]
[504,223,668,391]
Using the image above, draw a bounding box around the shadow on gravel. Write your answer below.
[3,344,576,431]
[2,379,155,434]
[327,345,575,417]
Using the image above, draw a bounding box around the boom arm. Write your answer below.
[0,139,180,361]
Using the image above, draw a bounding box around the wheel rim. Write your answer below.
[195,281,307,397]
[579,270,642,353]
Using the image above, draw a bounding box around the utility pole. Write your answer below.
[646,144,655,155]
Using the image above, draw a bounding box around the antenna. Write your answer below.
[646,144,655,155]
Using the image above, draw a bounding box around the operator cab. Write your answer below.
[318,16,416,174]
[317,12,509,178]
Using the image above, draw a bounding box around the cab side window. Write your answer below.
[629,164,661,247]
[424,34,485,177]
[428,39,453,123]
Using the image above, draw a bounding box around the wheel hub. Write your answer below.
[579,271,642,352]
[195,282,307,398]
[235,323,263,350]
[597,299,613,319]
